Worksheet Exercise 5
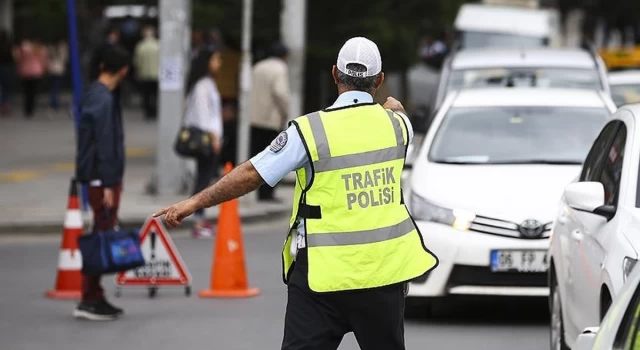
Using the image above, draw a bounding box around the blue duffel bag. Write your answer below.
[78,213,145,275]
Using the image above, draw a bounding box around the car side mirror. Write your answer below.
[573,327,599,350]
[564,182,615,221]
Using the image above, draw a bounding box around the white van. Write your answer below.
[454,3,560,49]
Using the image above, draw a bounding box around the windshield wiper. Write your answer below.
[433,159,582,165]
[485,159,582,165]
[433,159,488,165]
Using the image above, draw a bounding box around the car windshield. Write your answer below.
[461,31,546,49]
[448,68,602,91]
[429,106,610,165]
[610,84,640,107]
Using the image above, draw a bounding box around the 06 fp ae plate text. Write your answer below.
[490,249,548,273]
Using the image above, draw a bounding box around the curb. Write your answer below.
[0,206,291,235]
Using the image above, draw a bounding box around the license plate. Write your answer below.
[490,250,548,273]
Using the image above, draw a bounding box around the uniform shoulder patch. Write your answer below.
[269,131,288,153]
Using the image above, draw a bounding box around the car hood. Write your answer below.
[410,162,581,224]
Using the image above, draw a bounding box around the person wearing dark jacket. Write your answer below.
[89,27,123,104]
[74,45,129,321]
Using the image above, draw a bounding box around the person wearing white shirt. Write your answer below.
[182,46,224,238]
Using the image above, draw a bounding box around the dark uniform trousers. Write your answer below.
[282,248,407,350]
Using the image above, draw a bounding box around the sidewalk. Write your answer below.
[0,108,293,233]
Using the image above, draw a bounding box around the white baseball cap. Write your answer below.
[336,37,382,78]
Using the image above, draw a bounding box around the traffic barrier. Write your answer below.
[199,163,260,299]
[45,178,84,299]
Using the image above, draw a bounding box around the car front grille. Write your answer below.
[448,265,548,288]
[470,215,552,239]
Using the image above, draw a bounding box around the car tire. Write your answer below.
[404,296,434,319]
[550,274,569,350]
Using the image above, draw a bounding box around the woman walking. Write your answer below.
[182,46,224,238]
[14,37,47,118]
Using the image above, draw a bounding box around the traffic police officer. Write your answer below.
[155,36,438,350]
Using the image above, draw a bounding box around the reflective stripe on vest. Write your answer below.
[282,104,439,293]
[309,111,405,173]
[306,217,414,247]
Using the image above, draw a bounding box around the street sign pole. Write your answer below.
[156,0,191,195]
[65,0,89,211]
[236,0,253,167]
[281,0,307,122]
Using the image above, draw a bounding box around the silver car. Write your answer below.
[430,48,611,119]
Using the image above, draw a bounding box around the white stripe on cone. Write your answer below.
[64,209,83,229]
[58,249,82,270]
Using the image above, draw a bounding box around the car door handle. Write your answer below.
[571,229,584,241]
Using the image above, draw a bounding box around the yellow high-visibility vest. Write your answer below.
[282,103,438,292]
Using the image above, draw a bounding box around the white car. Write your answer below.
[571,254,640,350]
[405,88,615,313]
[454,3,560,50]
[549,105,640,350]
[433,48,610,115]
[609,70,640,108]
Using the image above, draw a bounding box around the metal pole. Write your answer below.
[0,0,12,33]
[281,0,307,122]
[156,0,191,195]
[236,0,253,166]
[66,0,89,211]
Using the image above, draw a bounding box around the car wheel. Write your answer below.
[550,274,569,350]
[600,288,612,322]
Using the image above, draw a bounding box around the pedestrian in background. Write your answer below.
[154,37,438,350]
[89,27,120,82]
[248,42,289,202]
[47,38,68,113]
[14,37,47,118]
[134,25,159,120]
[0,29,14,116]
[89,27,124,109]
[74,45,130,321]
[182,45,224,239]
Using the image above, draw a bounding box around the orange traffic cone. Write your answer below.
[45,178,84,299]
[199,163,260,298]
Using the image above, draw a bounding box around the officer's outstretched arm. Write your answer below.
[153,161,265,228]
[193,161,265,209]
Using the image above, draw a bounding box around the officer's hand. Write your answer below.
[383,96,406,115]
[153,198,199,228]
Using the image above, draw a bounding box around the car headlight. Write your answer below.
[409,193,476,231]
[623,257,637,281]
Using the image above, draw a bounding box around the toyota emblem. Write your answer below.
[519,219,544,238]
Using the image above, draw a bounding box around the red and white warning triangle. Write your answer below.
[116,217,191,286]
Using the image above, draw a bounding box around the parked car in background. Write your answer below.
[571,261,640,350]
[405,88,615,316]
[432,48,610,116]
[609,71,640,108]
[549,105,640,350]
[453,3,560,50]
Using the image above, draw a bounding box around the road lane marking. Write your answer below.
[0,147,152,183]
[0,170,43,182]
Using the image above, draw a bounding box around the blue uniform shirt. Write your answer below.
[249,91,414,256]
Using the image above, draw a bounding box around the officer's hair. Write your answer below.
[337,63,379,92]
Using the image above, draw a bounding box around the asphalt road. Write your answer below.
[0,217,550,350]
